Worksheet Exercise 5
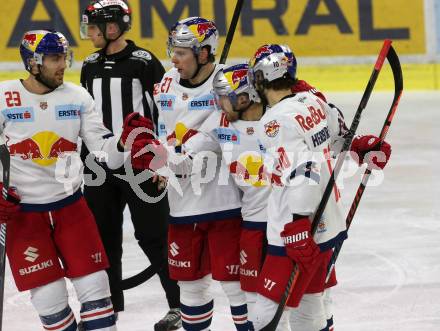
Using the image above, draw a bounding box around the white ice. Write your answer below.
[3,91,440,330]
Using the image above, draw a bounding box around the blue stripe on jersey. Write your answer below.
[168,207,242,224]
[319,322,330,331]
[289,161,320,184]
[242,221,267,231]
[317,230,347,252]
[267,245,287,256]
[20,189,82,212]
[327,316,334,329]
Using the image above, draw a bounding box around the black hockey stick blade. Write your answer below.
[326,44,403,281]
[219,0,244,64]
[121,264,160,290]
[0,140,11,331]
[260,39,393,331]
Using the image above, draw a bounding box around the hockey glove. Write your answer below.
[131,139,168,171]
[120,112,155,148]
[0,184,21,223]
[351,135,391,169]
[281,217,320,275]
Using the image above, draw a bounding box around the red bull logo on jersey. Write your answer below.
[264,120,280,137]
[2,107,35,122]
[295,104,326,132]
[170,122,198,146]
[216,128,240,144]
[8,131,77,167]
[55,104,81,120]
[229,153,268,187]
[188,94,216,111]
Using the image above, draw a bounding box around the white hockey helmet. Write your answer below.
[248,44,297,88]
[213,63,260,109]
[167,17,219,58]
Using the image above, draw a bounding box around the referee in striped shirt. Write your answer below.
[80,1,181,330]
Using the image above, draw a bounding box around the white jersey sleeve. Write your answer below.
[78,88,126,170]
[323,101,348,155]
[182,111,222,155]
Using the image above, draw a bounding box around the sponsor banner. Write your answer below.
[0,0,426,63]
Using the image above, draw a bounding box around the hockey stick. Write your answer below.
[219,0,244,64]
[260,39,395,331]
[325,45,403,282]
[121,1,244,290]
[121,261,161,290]
[0,138,11,331]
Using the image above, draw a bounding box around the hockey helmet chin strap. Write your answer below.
[98,23,125,52]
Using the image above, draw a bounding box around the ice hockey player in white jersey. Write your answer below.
[179,63,339,331]
[0,30,155,331]
[147,17,249,331]
[247,44,392,331]
[179,63,271,323]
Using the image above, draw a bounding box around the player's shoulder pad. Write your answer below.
[131,49,153,61]
[83,52,101,64]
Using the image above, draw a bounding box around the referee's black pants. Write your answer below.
[83,167,180,312]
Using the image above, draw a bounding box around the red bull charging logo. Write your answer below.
[188,20,216,42]
[264,120,280,138]
[229,153,268,187]
[8,131,77,166]
[22,32,45,52]
[251,45,274,66]
[224,67,248,91]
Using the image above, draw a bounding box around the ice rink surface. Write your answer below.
[3,91,440,330]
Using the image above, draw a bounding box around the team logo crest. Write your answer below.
[85,53,100,63]
[182,93,188,101]
[132,50,152,61]
[317,221,327,233]
[40,102,48,110]
[264,120,280,137]
[246,127,254,135]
